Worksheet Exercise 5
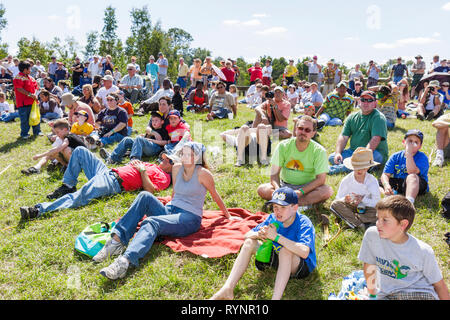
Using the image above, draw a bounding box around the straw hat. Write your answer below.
[343,147,380,171]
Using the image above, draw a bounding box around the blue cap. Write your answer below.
[168,110,181,118]
[266,187,298,206]
[404,129,424,144]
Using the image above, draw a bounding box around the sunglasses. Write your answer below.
[297,126,313,133]
[106,98,116,101]
[158,155,174,165]
[361,98,376,103]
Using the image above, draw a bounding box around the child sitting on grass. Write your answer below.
[379,129,429,206]
[358,195,449,300]
[21,119,87,175]
[70,110,94,137]
[164,110,190,154]
[330,147,381,231]
[211,187,316,300]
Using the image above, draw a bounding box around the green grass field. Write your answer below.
[0,99,448,300]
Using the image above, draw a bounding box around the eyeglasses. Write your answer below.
[361,98,376,103]
[106,98,116,102]
[297,127,313,133]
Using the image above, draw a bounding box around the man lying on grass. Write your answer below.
[211,187,316,300]
[19,146,173,220]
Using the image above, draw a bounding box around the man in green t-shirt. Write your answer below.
[257,116,333,207]
[329,91,388,175]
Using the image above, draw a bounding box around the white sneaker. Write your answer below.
[92,238,125,263]
[99,256,129,280]
[432,155,444,168]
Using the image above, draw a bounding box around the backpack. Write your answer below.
[74,221,117,258]
[441,191,450,220]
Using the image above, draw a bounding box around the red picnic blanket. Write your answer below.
[130,196,268,258]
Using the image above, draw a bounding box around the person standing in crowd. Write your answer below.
[157,52,169,89]
[248,62,263,85]
[47,56,58,83]
[390,57,409,85]
[347,64,364,92]
[146,55,159,94]
[304,56,321,84]
[13,60,40,139]
[366,60,380,88]
[411,55,426,99]
[262,59,273,87]
[177,58,189,95]
[284,59,298,86]
[71,57,84,88]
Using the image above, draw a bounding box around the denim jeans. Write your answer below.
[18,105,41,137]
[110,136,162,163]
[1,111,19,122]
[42,112,61,120]
[99,132,126,146]
[319,113,343,126]
[36,146,122,215]
[113,191,202,267]
[328,148,384,174]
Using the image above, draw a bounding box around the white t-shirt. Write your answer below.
[425,93,444,111]
[358,227,443,300]
[88,61,102,78]
[9,65,19,78]
[336,172,380,208]
[96,85,119,107]
[0,101,10,114]
[262,66,273,78]
[306,62,320,74]
[144,88,174,104]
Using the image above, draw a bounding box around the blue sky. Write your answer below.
[1,0,449,69]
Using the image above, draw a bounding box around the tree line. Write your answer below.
[0,5,414,86]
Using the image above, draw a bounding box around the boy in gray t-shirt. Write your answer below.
[358,195,449,300]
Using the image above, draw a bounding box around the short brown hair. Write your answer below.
[53,118,70,130]
[158,96,172,105]
[376,195,415,232]
[296,115,318,131]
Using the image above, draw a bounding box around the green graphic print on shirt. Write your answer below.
[376,257,410,279]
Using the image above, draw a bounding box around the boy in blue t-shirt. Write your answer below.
[380,129,429,205]
[211,187,316,300]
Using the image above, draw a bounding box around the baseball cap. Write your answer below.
[74,110,89,120]
[274,86,284,93]
[404,129,424,144]
[415,55,423,59]
[102,75,114,81]
[168,110,181,118]
[336,81,348,89]
[304,102,315,109]
[266,187,299,207]
[150,111,164,120]
[360,91,377,99]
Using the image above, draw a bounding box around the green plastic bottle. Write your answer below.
[255,222,280,263]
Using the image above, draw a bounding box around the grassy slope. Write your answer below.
[0,100,448,300]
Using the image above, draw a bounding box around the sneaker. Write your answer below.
[21,167,40,175]
[432,155,444,168]
[47,161,59,172]
[96,140,104,148]
[92,238,125,263]
[46,184,77,200]
[85,136,96,145]
[416,113,424,121]
[99,256,129,280]
[99,148,110,160]
[20,206,40,220]
[105,158,117,165]
[426,111,435,121]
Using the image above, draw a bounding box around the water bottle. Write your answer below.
[255,222,280,263]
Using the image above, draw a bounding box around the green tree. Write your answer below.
[0,4,8,57]
[83,31,99,61]
[126,6,153,70]
[99,6,119,58]
[16,37,52,64]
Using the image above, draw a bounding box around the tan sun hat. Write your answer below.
[343,147,380,171]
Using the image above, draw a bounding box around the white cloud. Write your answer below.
[222,19,261,27]
[242,19,261,26]
[255,27,288,36]
[223,20,240,26]
[344,37,359,41]
[373,37,440,49]
[48,15,62,21]
[252,13,269,18]
[443,2,450,10]
[432,32,441,37]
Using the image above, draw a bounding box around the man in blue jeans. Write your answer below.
[19,146,174,220]
[328,91,389,175]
